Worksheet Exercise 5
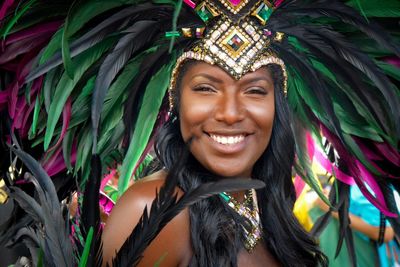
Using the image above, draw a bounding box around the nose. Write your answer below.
[214,92,245,125]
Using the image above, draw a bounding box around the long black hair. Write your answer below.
[154,61,328,267]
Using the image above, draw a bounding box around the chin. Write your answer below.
[206,163,253,179]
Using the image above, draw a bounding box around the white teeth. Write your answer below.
[210,134,245,145]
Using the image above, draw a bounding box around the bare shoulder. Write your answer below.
[102,170,191,267]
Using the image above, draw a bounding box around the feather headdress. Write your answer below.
[0,0,399,266]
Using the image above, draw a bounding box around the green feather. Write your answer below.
[43,68,63,113]
[104,184,119,202]
[39,0,145,64]
[346,0,400,17]
[101,47,157,120]
[0,0,38,39]
[75,129,92,176]
[333,102,383,141]
[78,226,94,267]
[134,154,153,180]
[43,38,114,151]
[288,69,330,206]
[40,29,63,65]
[377,61,400,83]
[342,134,380,175]
[30,92,42,137]
[98,122,124,161]
[62,127,77,172]
[36,247,44,267]
[61,25,75,79]
[171,0,183,52]
[118,56,176,195]
[69,76,96,130]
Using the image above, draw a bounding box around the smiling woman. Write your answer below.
[102,58,326,266]
[1,0,399,266]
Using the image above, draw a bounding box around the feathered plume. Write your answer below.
[7,144,74,267]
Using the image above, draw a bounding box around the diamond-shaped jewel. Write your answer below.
[256,42,263,49]
[221,28,251,60]
[252,1,273,25]
[196,2,218,22]
[253,34,260,41]
[227,34,245,51]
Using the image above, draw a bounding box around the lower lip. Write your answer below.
[206,134,248,154]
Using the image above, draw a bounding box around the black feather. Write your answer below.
[80,154,103,267]
[272,24,397,137]
[274,42,344,142]
[25,3,176,83]
[91,20,159,152]
[8,146,74,267]
[272,0,400,57]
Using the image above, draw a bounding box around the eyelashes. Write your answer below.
[192,85,216,93]
[192,85,268,95]
[245,87,268,95]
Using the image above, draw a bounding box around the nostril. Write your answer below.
[214,98,245,124]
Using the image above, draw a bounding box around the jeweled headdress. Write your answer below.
[168,0,288,108]
[0,0,399,265]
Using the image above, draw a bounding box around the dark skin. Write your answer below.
[102,62,280,266]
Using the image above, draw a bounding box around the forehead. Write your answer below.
[181,61,274,84]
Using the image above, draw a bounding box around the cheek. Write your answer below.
[251,96,274,124]
[179,89,213,141]
[251,99,275,147]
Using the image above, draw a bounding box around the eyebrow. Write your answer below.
[191,73,223,83]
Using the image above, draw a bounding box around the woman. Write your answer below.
[103,54,324,266]
[102,58,327,266]
[1,0,399,266]
[102,0,399,265]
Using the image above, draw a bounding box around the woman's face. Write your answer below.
[179,61,275,178]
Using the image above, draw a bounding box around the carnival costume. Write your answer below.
[0,0,399,266]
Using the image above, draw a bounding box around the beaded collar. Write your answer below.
[220,189,262,252]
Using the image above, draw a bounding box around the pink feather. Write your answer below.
[384,57,400,69]
[43,145,77,177]
[294,174,306,198]
[321,125,397,217]
[0,0,14,21]
[4,21,61,46]
[274,0,284,7]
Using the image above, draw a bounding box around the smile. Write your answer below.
[209,134,246,145]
